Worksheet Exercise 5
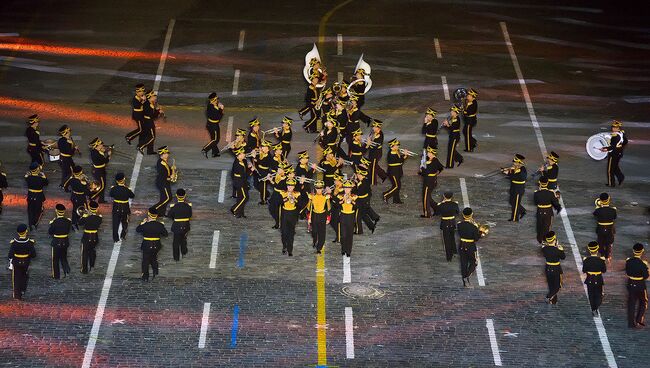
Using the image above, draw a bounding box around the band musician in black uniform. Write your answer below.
[167,188,192,261]
[601,120,628,187]
[202,92,224,158]
[136,208,168,281]
[422,108,439,150]
[419,147,444,218]
[582,241,607,316]
[457,207,480,286]
[78,201,102,274]
[153,146,175,217]
[462,88,478,152]
[533,176,561,244]
[57,124,79,187]
[442,107,463,168]
[367,120,386,185]
[434,192,459,262]
[308,180,330,254]
[89,137,111,203]
[502,154,527,222]
[625,243,648,328]
[8,224,37,300]
[25,114,47,165]
[382,139,408,204]
[231,148,250,218]
[280,179,300,256]
[541,231,565,305]
[593,192,617,262]
[125,83,146,145]
[25,162,48,230]
[48,204,72,279]
[63,165,90,230]
[109,173,135,242]
[537,151,559,191]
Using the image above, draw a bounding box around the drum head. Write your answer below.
[586,133,610,160]
[48,148,61,162]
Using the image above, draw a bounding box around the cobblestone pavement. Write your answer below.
[0,0,649,367]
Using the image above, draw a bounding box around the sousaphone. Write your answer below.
[303,44,326,88]
[347,54,372,96]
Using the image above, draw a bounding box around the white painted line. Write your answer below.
[128,152,143,203]
[209,230,220,269]
[0,33,20,37]
[218,170,228,203]
[486,319,502,366]
[441,76,450,101]
[501,21,617,368]
[337,34,343,55]
[198,302,211,348]
[153,19,176,93]
[345,307,355,359]
[225,116,233,142]
[238,30,246,51]
[459,178,486,287]
[434,38,442,59]
[342,256,351,283]
[337,71,344,83]
[232,69,240,96]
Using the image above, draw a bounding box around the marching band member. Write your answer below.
[308,180,331,254]
[541,231,565,304]
[275,117,293,160]
[25,162,48,230]
[202,92,224,158]
[136,207,168,281]
[254,140,273,204]
[332,100,348,145]
[462,88,478,152]
[167,188,192,261]
[319,147,342,188]
[294,151,315,217]
[533,176,562,244]
[318,115,339,151]
[125,83,146,145]
[338,180,357,257]
[442,107,463,168]
[231,148,250,219]
[245,118,262,153]
[382,139,408,204]
[299,74,320,133]
[353,168,378,234]
[593,193,617,261]
[229,129,248,198]
[457,207,480,286]
[280,178,301,256]
[268,162,288,229]
[503,154,527,222]
[153,146,174,217]
[434,192,459,262]
[582,241,607,316]
[348,128,367,166]
[538,151,560,190]
[78,200,102,274]
[57,124,78,187]
[48,204,72,279]
[346,98,361,132]
[63,165,90,229]
[89,137,111,203]
[422,108,439,150]
[109,173,134,242]
[350,68,368,108]
[601,120,628,187]
[0,163,6,215]
[625,243,648,328]
[367,120,386,185]
[25,114,46,165]
[7,224,37,300]
[329,174,344,242]
[419,147,444,218]
[137,90,163,155]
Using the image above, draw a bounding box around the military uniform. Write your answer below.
[329,179,343,242]
[280,181,300,256]
[605,121,628,187]
[138,90,161,155]
[533,177,562,243]
[48,205,72,279]
[78,202,102,274]
[582,242,607,315]
[368,121,387,185]
[63,166,89,229]
[354,169,378,234]
[25,114,45,165]
[202,93,224,157]
[153,146,173,216]
[275,117,293,159]
[89,138,110,203]
[419,147,444,218]
[125,84,145,144]
[25,164,48,230]
[422,108,439,149]
[268,166,287,229]
[8,225,37,300]
[319,148,341,188]
[382,139,406,204]
[167,189,192,261]
[338,183,357,257]
[462,89,478,152]
[57,125,77,187]
[109,173,135,242]
[444,108,463,168]
[506,154,527,222]
[457,208,480,286]
[541,232,566,304]
[540,151,559,190]
[231,149,250,218]
[625,244,648,328]
[308,182,330,253]
[348,130,366,166]
[136,209,168,281]
[299,82,320,133]
[593,193,617,260]
[254,143,273,204]
[434,194,459,261]
[245,119,262,153]
[294,152,315,217]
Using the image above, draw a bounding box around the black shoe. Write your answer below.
[332,239,338,243]
[638,321,646,327]
[142,276,149,282]
[420,215,430,218]
[316,250,321,254]
[374,217,380,226]
[520,210,527,219]
[202,150,208,158]
[137,147,144,155]
[618,178,624,186]
[371,227,376,234]
[462,278,467,287]
[212,152,221,157]
[288,253,293,257]
[282,248,287,255]
[125,136,131,145]
[457,160,463,167]
[272,225,279,229]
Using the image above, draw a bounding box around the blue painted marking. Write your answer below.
[238,233,247,269]
[230,304,240,348]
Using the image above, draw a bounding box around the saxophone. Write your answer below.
[170,158,178,183]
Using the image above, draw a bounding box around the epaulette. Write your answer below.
[9,239,15,244]
[49,218,56,224]
[110,185,115,189]
[626,257,631,261]
[98,214,103,218]
[188,202,192,206]
[644,260,649,266]
[599,256,606,261]
[169,204,175,208]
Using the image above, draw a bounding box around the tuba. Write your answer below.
[347,54,372,96]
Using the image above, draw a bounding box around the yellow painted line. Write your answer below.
[316,252,327,367]
[318,0,355,50]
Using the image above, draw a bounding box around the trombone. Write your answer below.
[308,162,326,172]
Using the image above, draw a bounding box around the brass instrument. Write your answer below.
[332,82,342,93]
[170,158,178,183]
[399,148,418,157]
[263,126,282,135]
[89,180,100,194]
[219,140,238,153]
[286,190,297,204]
[299,177,316,184]
[76,204,89,218]
[308,162,326,172]
[469,218,490,237]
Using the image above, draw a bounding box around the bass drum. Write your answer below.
[586,133,611,161]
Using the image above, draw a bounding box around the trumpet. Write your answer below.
[219,140,238,153]
[286,191,297,204]
[339,158,354,166]
[470,218,490,237]
[245,150,258,158]
[170,158,178,183]
[399,148,418,157]
[263,126,282,135]
[299,177,316,183]
[308,162,326,172]
[366,140,380,148]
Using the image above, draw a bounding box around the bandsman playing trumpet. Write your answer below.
[246,118,262,153]
[295,151,315,217]
[533,176,562,244]
[48,204,72,279]
[434,192,459,262]
[136,207,168,281]
[57,124,79,187]
[462,88,478,152]
[422,108,439,150]
[275,117,293,160]
[541,231,566,304]
[307,180,331,254]
[153,146,175,217]
[167,188,192,261]
[299,73,321,133]
[353,168,378,235]
[601,120,628,187]
[231,148,250,219]
[280,178,301,256]
[268,162,288,229]
[137,90,162,155]
[25,114,47,165]
[538,151,559,190]
[503,154,527,222]
[125,83,146,146]
[319,147,342,188]
[254,140,273,204]
[457,207,481,287]
[89,137,110,203]
[625,243,648,328]
[582,241,607,316]
[202,92,224,158]
[8,224,37,300]
[318,115,339,151]
[383,139,408,204]
[348,128,367,166]
[367,120,386,185]
[109,173,134,242]
[593,192,617,261]
[338,180,357,257]
[78,200,102,274]
[63,165,90,229]
[419,147,444,218]
[25,162,49,230]
[442,107,463,168]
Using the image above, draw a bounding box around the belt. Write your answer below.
[133,107,143,112]
[587,272,602,275]
[629,276,644,281]
[511,180,525,184]
[234,174,242,177]
[598,222,614,226]
[325,174,334,177]
[351,152,362,155]
[460,238,475,242]
[114,199,129,203]
[54,234,68,238]
[60,153,72,157]
[28,189,43,193]
[426,134,437,138]
[537,204,552,208]
[427,173,438,177]
[28,143,37,146]
[73,191,85,195]
[546,262,560,266]
[452,129,460,132]
[174,218,190,222]
[208,118,220,123]
[313,210,326,214]
[14,254,30,258]
[144,115,151,119]
[84,230,98,234]
[282,141,291,144]
[258,165,268,170]
[341,211,355,215]
[442,216,455,220]
[388,163,402,166]
[144,237,160,241]
[548,178,557,182]
[93,164,106,168]
[357,193,368,198]
[465,114,477,117]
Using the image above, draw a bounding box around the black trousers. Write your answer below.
[172,224,190,261]
[71,195,86,227]
[231,186,249,218]
[370,154,386,185]
[355,197,375,234]
[59,156,75,186]
[422,176,437,217]
[299,105,318,132]
[627,281,648,327]
[51,242,71,279]
[112,206,129,242]
[80,233,98,274]
[11,261,29,300]
[281,208,298,254]
[536,209,553,243]
[281,143,291,160]
[445,136,463,168]
[330,207,340,241]
[463,123,477,151]
[27,197,44,228]
[509,187,526,222]
[441,225,456,261]
[383,175,402,203]
[597,225,615,259]
[125,119,143,142]
[91,167,106,202]
[141,243,160,280]
[606,155,624,187]
[459,243,476,278]
[424,136,438,150]
[27,147,44,165]
[137,121,156,154]
[585,275,604,311]
[202,123,221,156]
[268,191,282,227]
[255,175,269,203]
[545,265,562,304]
[311,212,327,251]
[154,181,171,216]
[339,213,355,256]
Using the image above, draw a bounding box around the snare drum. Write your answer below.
[48,148,61,162]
